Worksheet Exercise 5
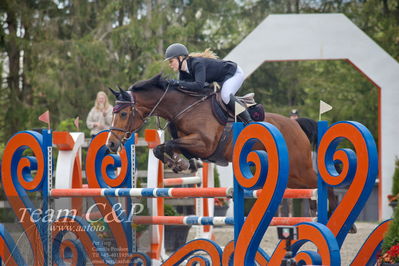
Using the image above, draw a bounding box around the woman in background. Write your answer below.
[86,91,113,138]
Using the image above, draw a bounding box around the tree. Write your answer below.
[0,0,396,144]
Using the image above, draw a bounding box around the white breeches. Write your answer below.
[221,66,245,104]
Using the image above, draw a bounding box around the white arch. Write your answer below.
[224,13,399,220]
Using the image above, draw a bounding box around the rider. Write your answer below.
[164,43,253,124]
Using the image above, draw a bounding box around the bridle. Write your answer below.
[109,95,141,147]
[109,87,170,147]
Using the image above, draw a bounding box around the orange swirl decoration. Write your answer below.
[232,122,289,265]
[267,222,340,265]
[53,238,86,265]
[317,121,378,247]
[52,216,114,265]
[85,131,134,264]
[86,131,129,188]
[1,131,49,266]
[163,239,222,265]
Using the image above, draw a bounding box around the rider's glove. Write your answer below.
[166,79,180,87]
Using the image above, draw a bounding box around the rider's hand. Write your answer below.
[166,79,180,87]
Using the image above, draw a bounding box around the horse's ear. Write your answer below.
[118,88,131,101]
[109,87,119,97]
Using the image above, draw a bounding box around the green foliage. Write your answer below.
[381,159,399,259]
[164,204,178,216]
[0,209,15,223]
[382,203,399,256]
[57,118,79,132]
[392,158,399,196]
[0,142,5,161]
[133,198,149,233]
[0,0,395,146]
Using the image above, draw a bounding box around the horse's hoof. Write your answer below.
[172,167,180,173]
[349,224,357,234]
[189,161,198,172]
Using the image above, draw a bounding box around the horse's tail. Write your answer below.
[295,117,318,150]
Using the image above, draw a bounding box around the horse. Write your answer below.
[106,74,339,217]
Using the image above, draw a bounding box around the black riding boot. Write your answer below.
[226,94,253,125]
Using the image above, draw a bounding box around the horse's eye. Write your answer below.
[120,112,128,118]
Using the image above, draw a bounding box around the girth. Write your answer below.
[203,123,232,166]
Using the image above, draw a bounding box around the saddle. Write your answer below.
[175,83,265,124]
[211,92,265,125]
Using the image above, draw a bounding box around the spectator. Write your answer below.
[289,109,299,120]
[86,91,113,138]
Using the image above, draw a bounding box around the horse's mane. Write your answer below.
[129,74,165,91]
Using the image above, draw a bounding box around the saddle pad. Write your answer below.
[248,104,265,121]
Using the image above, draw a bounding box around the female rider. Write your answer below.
[164,43,253,124]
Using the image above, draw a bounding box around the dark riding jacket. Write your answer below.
[178,57,237,91]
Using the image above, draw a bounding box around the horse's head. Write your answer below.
[107,75,168,152]
[106,86,146,152]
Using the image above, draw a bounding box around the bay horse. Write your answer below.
[106,74,339,216]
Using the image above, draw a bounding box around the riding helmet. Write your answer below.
[164,43,189,60]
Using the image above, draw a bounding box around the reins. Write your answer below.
[110,84,215,144]
[169,93,214,124]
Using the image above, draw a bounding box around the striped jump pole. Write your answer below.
[132,216,315,226]
[50,187,233,198]
[244,188,317,200]
[144,129,216,264]
[163,176,202,186]
[50,187,317,199]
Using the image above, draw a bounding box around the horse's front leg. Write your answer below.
[165,134,206,173]
[153,144,166,163]
[153,144,179,168]
[153,143,191,173]
[153,135,205,173]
